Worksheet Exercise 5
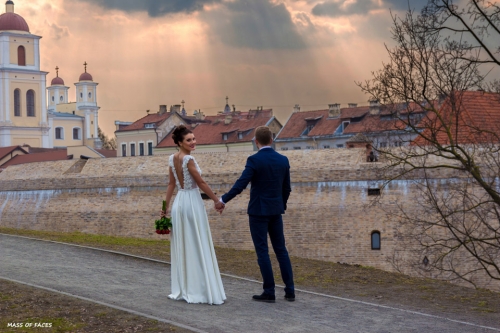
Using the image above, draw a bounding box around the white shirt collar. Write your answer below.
[259,146,272,150]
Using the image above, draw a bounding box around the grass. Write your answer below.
[1,227,500,328]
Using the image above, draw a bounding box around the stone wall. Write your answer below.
[0,149,498,291]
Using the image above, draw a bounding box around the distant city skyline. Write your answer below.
[11,0,469,137]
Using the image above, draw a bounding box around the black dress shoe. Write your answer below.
[252,293,276,303]
[284,293,295,302]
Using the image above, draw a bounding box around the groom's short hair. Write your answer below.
[255,126,273,145]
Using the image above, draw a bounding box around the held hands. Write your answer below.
[214,200,225,214]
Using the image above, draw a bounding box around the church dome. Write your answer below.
[79,72,93,81]
[51,76,64,86]
[0,1,29,32]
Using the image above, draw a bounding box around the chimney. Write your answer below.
[195,111,205,121]
[328,103,341,118]
[170,104,181,113]
[224,114,232,125]
[293,104,300,113]
[369,99,380,115]
[6,1,14,13]
[159,105,167,115]
[348,103,357,108]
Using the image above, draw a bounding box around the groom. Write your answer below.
[216,126,295,303]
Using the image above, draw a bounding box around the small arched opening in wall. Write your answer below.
[18,46,26,66]
[371,231,381,250]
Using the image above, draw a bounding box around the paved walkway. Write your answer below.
[1,234,499,333]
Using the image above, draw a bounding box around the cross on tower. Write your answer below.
[181,100,185,108]
[55,66,59,77]
[226,96,229,105]
[83,61,88,72]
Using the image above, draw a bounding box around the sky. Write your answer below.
[8,0,456,136]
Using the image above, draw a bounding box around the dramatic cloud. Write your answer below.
[76,0,221,17]
[205,0,306,49]
[312,0,428,17]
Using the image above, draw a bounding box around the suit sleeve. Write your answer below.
[282,160,291,211]
[221,157,255,204]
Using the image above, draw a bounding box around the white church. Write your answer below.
[0,0,101,149]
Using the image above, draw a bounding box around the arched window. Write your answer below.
[73,127,81,140]
[18,46,26,66]
[14,89,21,116]
[55,127,64,140]
[371,231,381,250]
[51,96,54,102]
[88,92,92,99]
[60,96,63,102]
[26,90,35,117]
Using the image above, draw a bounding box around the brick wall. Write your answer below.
[0,149,498,291]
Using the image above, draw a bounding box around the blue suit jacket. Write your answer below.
[221,148,291,216]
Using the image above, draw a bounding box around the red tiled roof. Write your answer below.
[116,113,172,132]
[413,91,500,145]
[95,149,117,158]
[157,110,274,147]
[277,110,331,139]
[0,146,28,160]
[1,150,70,167]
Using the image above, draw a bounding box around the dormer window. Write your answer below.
[301,116,322,136]
[334,121,350,136]
[144,123,156,129]
[238,132,243,139]
[223,133,228,141]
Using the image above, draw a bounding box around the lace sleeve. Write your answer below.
[182,155,202,190]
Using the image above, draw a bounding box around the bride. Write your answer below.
[161,125,226,305]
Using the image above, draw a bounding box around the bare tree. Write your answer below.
[98,127,117,150]
[358,0,500,287]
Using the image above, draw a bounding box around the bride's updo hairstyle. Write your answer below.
[172,125,193,146]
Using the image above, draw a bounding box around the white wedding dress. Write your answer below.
[168,154,226,305]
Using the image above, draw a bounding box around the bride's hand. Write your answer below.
[160,210,168,218]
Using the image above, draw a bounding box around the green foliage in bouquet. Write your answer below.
[155,200,172,234]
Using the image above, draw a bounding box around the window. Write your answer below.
[122,144,127,157]
[293,147,301,150]
[60,96,63,102]
[130,143,136,156]
[80,92,83,99]
[305,146,314,150]
[238,132,243,139]
[394,141,403,147]
[88,92,92,99]
[148,142,153,156]
[26,90,35,117]
[55,127,64,140]
[222,134,228,141]
[368,188,381,196]
[73,127,81,140]
[139,143,144,156]
[342,121,350,131]
[371,231,381,250]
[281,147,288,151]
[144,123,155,129]
[323,145,330,149]
[17,46,26,66]
[51,96,54,102]
[379,142,387,148]
[336,144,344,148]
[14,89,21,116]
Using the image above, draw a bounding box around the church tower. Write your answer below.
[75,62,101,148]
[0,0,49,147]
[47,66,69,111]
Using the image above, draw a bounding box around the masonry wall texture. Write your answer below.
[0,149,498,291]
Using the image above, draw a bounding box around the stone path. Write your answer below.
[1,234,499,333]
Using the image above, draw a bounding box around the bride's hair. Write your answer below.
[172,125,193,146]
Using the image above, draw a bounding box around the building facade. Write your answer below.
[0,1,101,149]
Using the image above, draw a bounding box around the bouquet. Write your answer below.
[155,200,172,235]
